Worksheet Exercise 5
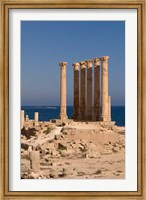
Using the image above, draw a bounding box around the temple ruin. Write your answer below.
[59,56,111,122]
[21,56,111,127]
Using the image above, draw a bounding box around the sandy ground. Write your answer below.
[21,120,125,179]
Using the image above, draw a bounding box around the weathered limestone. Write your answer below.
[79,62,86,120]
[72,62,80,120]
[70,55,112,122]
[21,110,25,129]
[29,150,40,173]
[34,112,39,126]
[59,62,68,121]
[34,112,38,122]
[26,115,29,122]
[108,96,111,121]
[86,60,93,120]
[100,56,110,121]
[93,58,100,121]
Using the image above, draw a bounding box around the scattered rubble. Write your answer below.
[21,120,125,179]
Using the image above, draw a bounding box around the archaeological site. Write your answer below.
[21,56,125,179]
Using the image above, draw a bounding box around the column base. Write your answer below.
[92,115,100,121]
[100,116,111,122]
[58,114,68,121]
[99,121,115,127]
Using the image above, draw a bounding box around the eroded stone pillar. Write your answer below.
[26,115,29,122]
[34,112,38,121]
[79,61,86,120]
[93,58,100,121]
[86,60,93,120]
[59,62,68,121]
[72,62,80,120]
[29,150,40,173]
[100,56,110,121]
[34,112,39,126]
[21,110,24,129]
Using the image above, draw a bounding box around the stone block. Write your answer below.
[29,151,40,173]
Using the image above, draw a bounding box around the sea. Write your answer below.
[21,106,125,126]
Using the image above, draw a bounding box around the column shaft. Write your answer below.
[86,60,92,120]
[101,56,109,121]
[26,115,29,122]
[72,63,80,119]
[59,62,68,121]
[108,96,111,121]
[34,112,39,122]
[34,112,39,126]
[21,110,25,129]
[79,62,86,120]
[93,58,100,121]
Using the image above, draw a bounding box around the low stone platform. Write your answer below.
[99,121,115,127]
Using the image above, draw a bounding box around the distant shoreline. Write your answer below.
[21,106,125,127]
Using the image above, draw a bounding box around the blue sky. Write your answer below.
[21,21,125,106]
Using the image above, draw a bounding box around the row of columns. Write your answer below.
[59,56,111,122]
[73,56,111,121]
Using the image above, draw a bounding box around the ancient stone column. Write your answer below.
[100,56,110,121]
[72,62,80,120]
[108,96,111,121]
[21,110,24,129]
[86,60,93,120]
[34,112,39,126]
[93,58,100,121]
[29,150,40,173]
[58,62,68,121]
[79,61,86,120]
[34,112,38,122]
[26,115,29,122]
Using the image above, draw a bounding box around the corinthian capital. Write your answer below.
[79,61,86,69]
[94,58,100,66]
[86,60,93,68]
[59,62,68,67]
[101,56,109,62]
[72,62,80,70]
